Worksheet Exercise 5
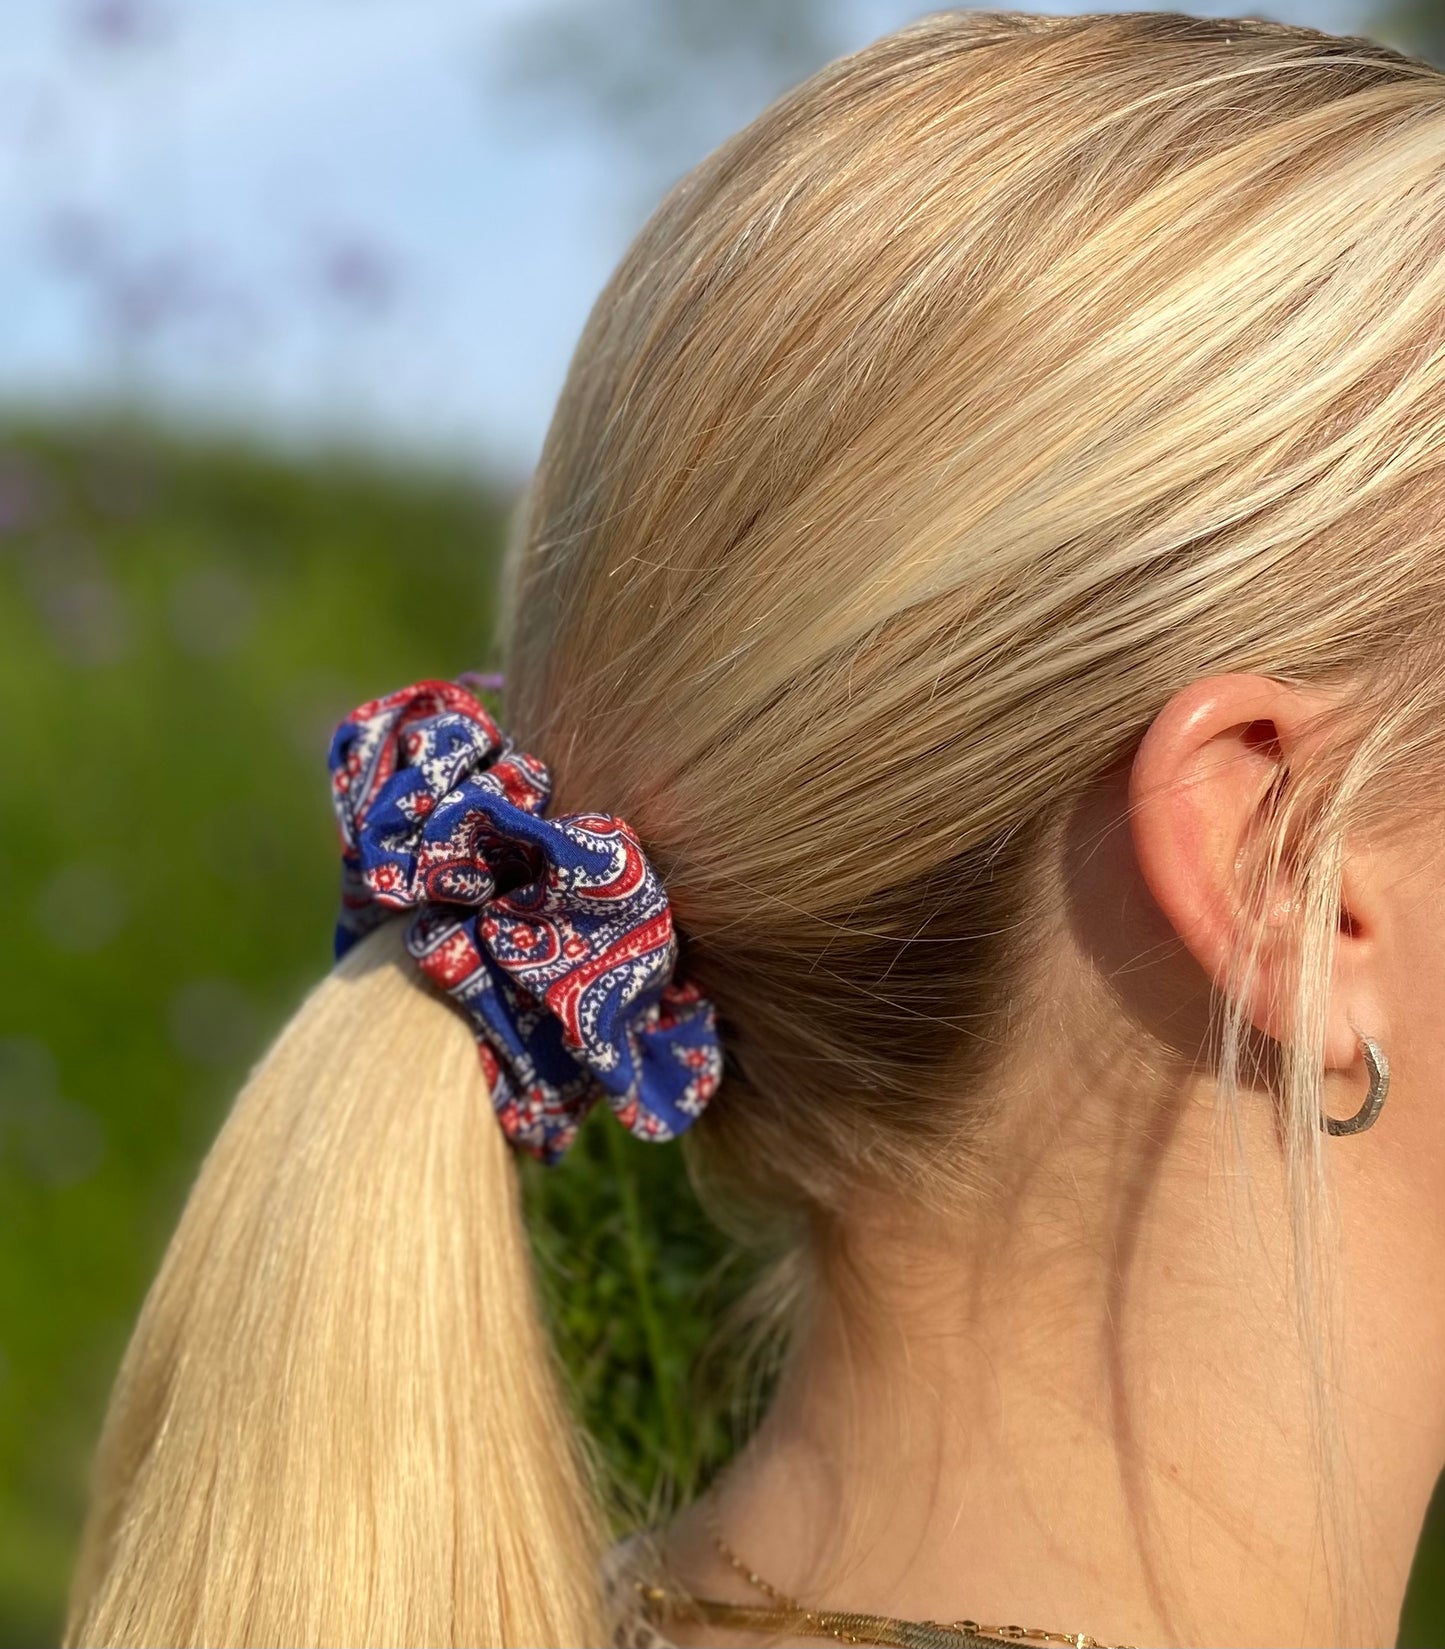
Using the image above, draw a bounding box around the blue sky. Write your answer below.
[0,0,1379,483]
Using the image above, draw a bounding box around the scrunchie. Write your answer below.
[327,678,723,1163]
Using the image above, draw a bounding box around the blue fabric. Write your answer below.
[328,678,723,1163]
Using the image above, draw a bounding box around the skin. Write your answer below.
[657,672,1445,1648]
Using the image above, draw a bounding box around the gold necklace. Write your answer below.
[637,1499,1136,1649]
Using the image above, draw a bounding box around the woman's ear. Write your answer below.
[1128,672,1380,1073]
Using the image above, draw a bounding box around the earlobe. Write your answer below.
[1323,858,1389,1072]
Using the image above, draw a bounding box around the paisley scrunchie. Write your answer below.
[328,678,723,1164]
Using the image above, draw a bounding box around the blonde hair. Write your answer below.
[67,10,1445,1644]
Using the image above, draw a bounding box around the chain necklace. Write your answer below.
[634,1499,1136,1649]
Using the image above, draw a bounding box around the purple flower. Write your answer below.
[319,238,399,315]
[74,0,168,49]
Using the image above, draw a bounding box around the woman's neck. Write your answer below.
[661,1065,1445,1648]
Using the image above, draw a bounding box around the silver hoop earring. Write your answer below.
[1320,1032,1389,1137]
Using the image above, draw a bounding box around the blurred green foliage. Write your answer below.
[0,418,1440,1648]
[1371,0,1445,67]
[0,420,748,1647]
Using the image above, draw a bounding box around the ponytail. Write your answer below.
[64,921,609,1645]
